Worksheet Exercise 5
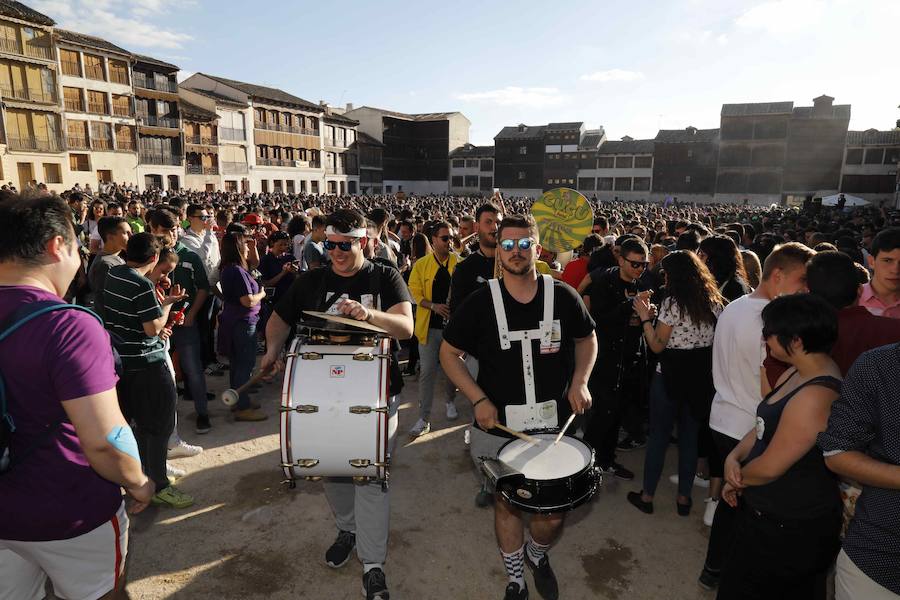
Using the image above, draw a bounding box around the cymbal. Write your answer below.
[302,310,389,334]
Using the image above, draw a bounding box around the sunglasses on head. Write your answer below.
[627,259,650,269]
[324,239,359,251]
[499,237,536,252]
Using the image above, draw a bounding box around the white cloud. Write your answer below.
[579,69,645,83]
[735,0,827,34]
[716,33,729,45]
[456,87,567,108]
[31,0,193,50]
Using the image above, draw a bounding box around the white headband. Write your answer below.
[325,225,367,238]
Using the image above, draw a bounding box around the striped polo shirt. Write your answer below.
[102,264,165,371]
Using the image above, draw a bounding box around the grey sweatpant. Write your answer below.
[417,329,457,420]
[323,395,399,566]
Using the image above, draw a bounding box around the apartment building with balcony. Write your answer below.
[652,127,720,203]
[448,143,493,194]
[354,131,383,195]
[344,106,469,195]
[494,124,546,198]
[179,97,220,192]
[179,85,251,193]
[132,54,182,190]
[0,1,64,190]
[577,136,654,200]
[840,129,900,204]
[56,29,137,189]
[321,105,359,195]
[181,73,325,194]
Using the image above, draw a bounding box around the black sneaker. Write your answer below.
[599,462,635,481]
[698,567,720,591]
[504,582,528,600]
[616,436,647,452]
[526,554,558,600]
[362,567,389,600]
[195,414,211,434]
[325,530,355,568]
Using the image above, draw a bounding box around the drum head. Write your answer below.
[498,434,592,480]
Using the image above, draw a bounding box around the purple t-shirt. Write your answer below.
[0,286,121,541]
[218,264,260,355]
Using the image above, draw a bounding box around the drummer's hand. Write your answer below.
[475,399,499,431]
[567,382,592,415]
[336,298,371,321]
[260,348,285,375]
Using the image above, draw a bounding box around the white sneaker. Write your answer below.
[409,418,431,438]
[703,498,719,527]
[446,402,459,421]
[167,441,203,459]
[166,462,186,479]
[669,473,711,488]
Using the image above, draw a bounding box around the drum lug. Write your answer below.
[305,476,323,482]
[348,405,388,414]
[280,404,318,413]
[349,459,388,469]
[280,459,320,469]
[301,352,323,360]
[352,353,374,361]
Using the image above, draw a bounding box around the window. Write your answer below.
[97,169,112,183]
[111,94,130,117]
[578,177,596,190]
[287,180,295,193]
[884,147,900,165]
[614,177,632,191]
[83,54,104,81]
[634,156,652,169]
[864,148,885,165]
[108,59,128,85]
[598,177,613,190]
[452,159,465,168]
[481,159,493,172]
[62,87,83,112]
[273,180,283,191]
[60,49,80,76]
[464,175,479,188]
[684,175,692,183]
[254,108,264,124]
[519,146,527,155]
[451,175,464,187]
[261,180,269,193]
[69,153,90,171]
[91,122,112,150]
[311,180,319,193]
[632,177,651,191]
[66,120,89,149]
[349,181,357,194]
[87,90,107,114]
[479,176,492,191]
[615,156,634,169]
[385,185,392,193]
[844,148,863,165]
[517,171,526,180]
[225,180,237,192]
[115,124,135,151]
[687,149,694,159]
[42,163,61,183]
[466,159,479,168]
[300,180,307,193]
[597,156,614,169]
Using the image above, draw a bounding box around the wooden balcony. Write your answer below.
[64,98,83,112]
[112,105,131,117]
[110,71,129,85]
[84,64,105,81]
[0,84,57,104]
[8,135,64,152]
[61,60,81,77]
[139,152,183,166]
[88,102,108,115]
[93,138,113,150]
[67,135,89,149]
[187,165,219,175]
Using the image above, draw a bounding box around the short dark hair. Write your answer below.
[620,238,648,258]
[871,227,900,258]
[98,215,127,242]
[761,293,838,355]
[676,230,701,251]
[0,193,75,266]
[311,215,327,229]
[497,214,539,242]
[147,207,178,230]
[593,216,608,229]
[186,203,205,218]
[327,209,366,233]
[476,202,501,223]
[126,232,163,264]
[806,251,859,309]
[430,221,451,238]
[267,230,289,246]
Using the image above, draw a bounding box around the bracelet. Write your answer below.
[472,396,489,408]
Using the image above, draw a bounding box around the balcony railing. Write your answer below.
[221,161,249,174]
[0,38,21,55]
[300,127,319,136]
[185,135,218,145]
[84,64,105,80]
[219,127,245,142]
[93,138,113,150]
[187,165,219,175]
[257,157,289,167]
[326,167,347,175]
[139,115,179,128]
[112,104,131,117]
[25,43,52,60]
[0,84,56,104]
[61,60,81,77]
[325,139,346,148]
[67,135,89,149]
[64,98,83,112]
[133,76,177,93]
[116,139,136,151]
[308,160,321,169]
[88,102,107,114]
[8,135,64,152]
[139,152,183,166]
[109,71,129,85]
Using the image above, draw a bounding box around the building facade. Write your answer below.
[578,137,654,200]
[783,95,850,203]
[321,106,359,195]
[345,105,469,194]
[448,143,493,194]
[354,131,383,195]
[0,2,64,191]
[56,29,137,189]
[493,124,546,197]
[179,96,219,192]
[133,54,182,191]
[840,129,900,204]
[652,127,719,203]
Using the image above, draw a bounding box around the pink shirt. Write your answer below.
[859,282,900,319]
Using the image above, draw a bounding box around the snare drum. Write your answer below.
[280,332,392,482]
[482,433,600,514]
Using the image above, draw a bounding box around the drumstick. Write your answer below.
[221,364,276,406]
[554,413,577,445]
[495,423,540,445]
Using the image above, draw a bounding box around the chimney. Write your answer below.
[621,135,633,142]
[346,102,354,112]
[685,126,697,135]
[518,124,526,133]
[813,95,834,117]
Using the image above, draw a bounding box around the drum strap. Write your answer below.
[488,275,554,407]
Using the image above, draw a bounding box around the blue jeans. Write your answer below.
[642,372,699,499]
[228,320,257,410]
[172,324,208,417]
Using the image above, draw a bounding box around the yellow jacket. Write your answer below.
[408,251,460,345]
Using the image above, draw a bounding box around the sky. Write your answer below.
[33,0,900,145]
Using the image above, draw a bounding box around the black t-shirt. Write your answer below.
[443,277,595,434]
[449,249,494,313]
[274,260,412,324]
[429,257,451,329]
[585,266,654,369]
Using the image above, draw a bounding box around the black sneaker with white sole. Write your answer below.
[325,530,356,568]
[599,462,635,481]
[616,436,647,452]
[526,555,558,600]
[503,582,528,600]
[195,414,211,434]
[362,567,389,599]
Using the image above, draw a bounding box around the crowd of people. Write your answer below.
[1,180,899,600]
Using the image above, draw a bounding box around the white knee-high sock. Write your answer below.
[501,546,526,587]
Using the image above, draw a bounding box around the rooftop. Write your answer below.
[133,53,179,72]
[199,73,321,112]
[791,105,851,120]
[323,111,359,126]
[494,124,548,140]
[55,29,130,56]
[547,121,584,131]
[181,87,249,108]
[846,129,900,146]
[597,139,655,155]
[450,144,494,158]
[180,99,218,122]
[721,102,794,117]
[356,131,384,147]
[357,106,460,122]
[579,130,606,150]
[0,0,53,26]
[654,127,719,143]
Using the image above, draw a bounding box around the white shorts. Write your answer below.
[0,502,129,600]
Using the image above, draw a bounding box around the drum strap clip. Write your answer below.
[349,406,388,414]
[280,405,319,414]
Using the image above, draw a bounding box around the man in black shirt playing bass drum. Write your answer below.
[262,209,413,600]
[440,214,597,600]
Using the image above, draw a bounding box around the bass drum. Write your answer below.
[280,333,391,482]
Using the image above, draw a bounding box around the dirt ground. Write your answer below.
[124,368,718,600]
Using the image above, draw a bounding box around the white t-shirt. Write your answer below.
[708,294,769,440]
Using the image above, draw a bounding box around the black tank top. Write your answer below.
[742,372,842,520]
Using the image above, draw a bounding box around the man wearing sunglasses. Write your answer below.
[408,221,460,437]
[583,238,656,481]
[441,214,597,600]
[263,209,413,600]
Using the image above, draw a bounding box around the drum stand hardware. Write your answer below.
[348,405,388,415]
[281,459,320,469]
[349,459,389,469]
[281,476,323,489]
[280,404,319,414]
